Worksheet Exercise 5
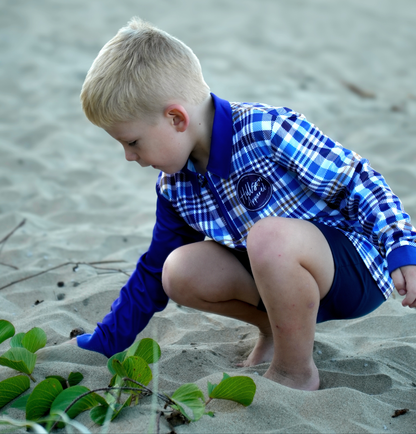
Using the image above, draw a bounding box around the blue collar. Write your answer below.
[206,93,233,179]
[183,93,233,193]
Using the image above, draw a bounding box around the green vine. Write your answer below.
[0,319,256,432]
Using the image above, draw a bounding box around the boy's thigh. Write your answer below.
[162,240,260,305]
[242,221,385,321]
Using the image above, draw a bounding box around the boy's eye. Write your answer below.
[128,140,137,147]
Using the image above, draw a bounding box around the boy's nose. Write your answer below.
[124,150,137,162]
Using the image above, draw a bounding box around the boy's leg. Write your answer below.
[246,217,334,390]
[162,216,335,390]
[162,240,275,365]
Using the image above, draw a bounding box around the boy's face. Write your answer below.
[105,112,193,175]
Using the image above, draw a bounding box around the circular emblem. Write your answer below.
[236,173,273,211]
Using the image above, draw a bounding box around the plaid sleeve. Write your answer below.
[268,111,416,261]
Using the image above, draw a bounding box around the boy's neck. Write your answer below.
[188,95,215,175]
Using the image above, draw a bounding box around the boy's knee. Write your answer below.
[248,217,285,250]
[162,248,188,299]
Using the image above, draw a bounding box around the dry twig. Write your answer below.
[0,260,129,290]
[342,81,376,99]
[0,219,26,245]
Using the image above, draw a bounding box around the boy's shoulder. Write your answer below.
[230,100,300,124]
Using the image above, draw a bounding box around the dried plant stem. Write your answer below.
[0,261,18,270]
[0,219,26,245]
[0,260,129,290]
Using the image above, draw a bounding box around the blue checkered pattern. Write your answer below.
[158,97,416,299]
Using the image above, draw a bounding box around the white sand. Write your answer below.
[1,0,416,432]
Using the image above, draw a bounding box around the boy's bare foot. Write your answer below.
[236,332,274,367]
[263,363,320,391]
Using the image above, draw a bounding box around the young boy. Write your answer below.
[76,17,416,390]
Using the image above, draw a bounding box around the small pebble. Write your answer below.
[69,327,85,339]
[364,363,368,367]
[56,293,65,300]
[57,281,64,287]
[254,372,259,375]
[383,425,387,430]
[317,350,322,355]
[74,308,78,312]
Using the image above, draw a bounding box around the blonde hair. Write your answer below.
[81,17,210,127]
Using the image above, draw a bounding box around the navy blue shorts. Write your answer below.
[231,222,386,323]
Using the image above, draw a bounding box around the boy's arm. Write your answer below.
[76,193,204,357]
[269,112,416,286]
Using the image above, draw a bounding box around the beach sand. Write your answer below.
[1,0,416,432]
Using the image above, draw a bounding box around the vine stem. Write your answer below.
[0,260,129,290]
[28,374,36,383]
[50,377,184,431]
[49,385,140,431]
[121,377,177,407]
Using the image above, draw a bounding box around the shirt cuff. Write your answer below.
[76,333,106,356]
[387,245,416,274]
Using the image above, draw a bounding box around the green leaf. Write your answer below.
[111,359,128,378]
[21,327,47,353]
[171,383,206,422]
[26,378,63,421]
[46,375,68,389]
[68,372,84,387]
[108,374,117,387]
[107,350,127,375]
[0,375,30,409]
[123,356,152,388]
[50,385,104,428]
[10,332,25,348]
[0,320,15,345]
[126,338,161,364]
[208,375,256,406]
[90,395,132,426]
[207,381,217,396]
[0,347,37,375]
[89,405,109,426]
[10,394,30,410]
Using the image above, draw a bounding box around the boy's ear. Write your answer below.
[164,104,189,132]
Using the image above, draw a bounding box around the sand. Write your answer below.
[1,0,416,432]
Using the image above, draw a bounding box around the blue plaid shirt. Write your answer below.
[78,93,416,357]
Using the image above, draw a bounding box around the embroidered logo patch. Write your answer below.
[236,173,273,211]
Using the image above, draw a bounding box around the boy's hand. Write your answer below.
[391,265,416,308]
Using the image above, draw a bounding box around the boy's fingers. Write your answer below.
[400,266,416,308]
[391,268,405,294]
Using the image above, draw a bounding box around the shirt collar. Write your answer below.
[183,93,233,191]
[206,93,233,179]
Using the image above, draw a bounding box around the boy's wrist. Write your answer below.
[387,245,416,274]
